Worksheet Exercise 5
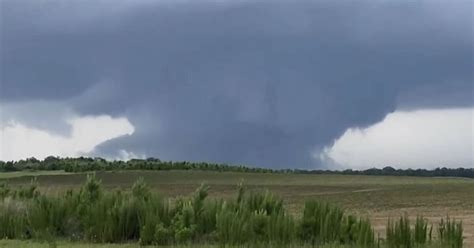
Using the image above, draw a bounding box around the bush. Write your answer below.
[132,177,150,201]
[154,223,172,245]
[80,173,102,202]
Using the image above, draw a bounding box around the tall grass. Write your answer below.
[386,214,463,248]
[0,175,464,247]
[299,201,375,246]
[438,216,463,248]
[414,216,431,245]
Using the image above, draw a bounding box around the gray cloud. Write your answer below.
[1,0,472,168]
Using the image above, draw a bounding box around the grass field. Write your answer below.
[1,170,473,246]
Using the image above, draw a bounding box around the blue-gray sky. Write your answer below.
[0,0,473,169]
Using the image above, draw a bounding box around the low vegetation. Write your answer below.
[0,175,464,247]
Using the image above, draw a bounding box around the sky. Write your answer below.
[0,0,472,169]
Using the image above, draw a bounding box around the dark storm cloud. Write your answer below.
[1,0,472,168]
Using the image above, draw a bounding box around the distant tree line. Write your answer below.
[0,156,473,178]
[0,157,276,174]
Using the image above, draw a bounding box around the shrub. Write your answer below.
[132,177,150,201]
[154,223,172,245]
[80,173,102,202]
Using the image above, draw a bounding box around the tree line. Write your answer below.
[0,156,473,178]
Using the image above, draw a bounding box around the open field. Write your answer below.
[0,170,72,180]
[1,170,473,246]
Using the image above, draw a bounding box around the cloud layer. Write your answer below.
[320,108,474,169]
[0,114,134,161]
[1,0,472,168]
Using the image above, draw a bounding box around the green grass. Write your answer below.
[0,175,382,247]
[0,239,453,248]
[1,170,472,246]
[0,240,141,248]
